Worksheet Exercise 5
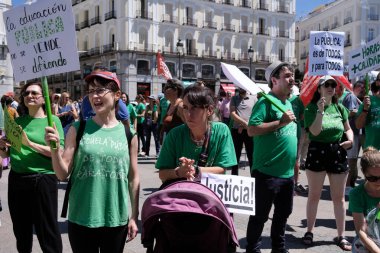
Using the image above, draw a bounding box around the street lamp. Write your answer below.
[176,39,183,80]
[248,46,254,79]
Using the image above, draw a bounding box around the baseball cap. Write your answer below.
[317,75,336,86]
[148,95,157,100]
[84,71,120,88]
[158,93,164,99]
[265,61,288,86]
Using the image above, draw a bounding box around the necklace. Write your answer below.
[190,134,205,146]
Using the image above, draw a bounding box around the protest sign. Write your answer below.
[3,0,80,82]
[349,36,380,79]
[201,173,255,215]
[4,108,22,153]
[309,31,345,76]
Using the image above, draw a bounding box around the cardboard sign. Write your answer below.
[309,31,345,76]
[201,173,255,215]
[4,108,22,153]
[3,0,80,82]
[349,36,380,79]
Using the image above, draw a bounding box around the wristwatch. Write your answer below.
[317,110,324,115]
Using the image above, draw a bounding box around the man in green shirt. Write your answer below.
[246,61,297,253]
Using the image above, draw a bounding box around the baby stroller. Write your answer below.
[141,181,239,253]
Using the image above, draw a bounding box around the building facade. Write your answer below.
[296,0,380,77]
[0,0,14,95]
[67,0,296,99]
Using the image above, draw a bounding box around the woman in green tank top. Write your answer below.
[45,71,140,253]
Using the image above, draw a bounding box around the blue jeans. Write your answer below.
[246,170,294,253]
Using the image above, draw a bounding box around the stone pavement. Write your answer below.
[0,153,359,253]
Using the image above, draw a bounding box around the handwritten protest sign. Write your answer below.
[349,36,380,79]
[201,173,255,215]
[309,31,345,76]
[3,0,80,82]
[4,108,22,153]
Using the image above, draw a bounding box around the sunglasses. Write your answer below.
[365,175,380,182]
[22,90,42,97]
[323,82,337,88]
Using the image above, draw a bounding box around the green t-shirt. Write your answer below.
[249,95,297,178]
[349,183,380,216]
[159,98,170,125]
[136,103,146,124]
[10,115,64,174]
[127,104,137,128]
[156,122,237,170]
[69,120,130,228]
[356,95,380,150]
[288,94,304,138]
[304,103,348,143]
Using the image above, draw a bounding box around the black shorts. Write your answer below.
[305,141,348,174]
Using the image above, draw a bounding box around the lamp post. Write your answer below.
[176,39,183,80]
[248,46,254,79]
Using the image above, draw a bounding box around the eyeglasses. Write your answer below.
[22,90,42,97]
[88,87,111,96]
[365,175,380,182]
[323,82,337,88]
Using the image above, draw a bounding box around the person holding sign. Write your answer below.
[355,74,380,150]
[302,76,353,251]
[0,82,64,253]
[156,84,237,188]
[44,71,140,253]
[348,147,380,253]
[245,61,297,253]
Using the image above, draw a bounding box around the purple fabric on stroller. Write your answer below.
[141,181,239,253]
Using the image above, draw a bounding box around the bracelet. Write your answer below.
[363,109,369,113]
[317,110,325,115]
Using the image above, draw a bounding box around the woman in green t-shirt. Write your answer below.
[45,71,140,253]
[0,82,64,253]
[121,92,137,130]
[349,147,380,252]
[302,76,353,251]
[157,84,237,188]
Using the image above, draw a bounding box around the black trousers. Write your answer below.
[144,122,160,156]
[231,128,253,175]
[8,170,62,253]
[137,122,146,153]
[68,221,128,253]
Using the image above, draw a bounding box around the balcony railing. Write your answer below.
[239,52,249,61]
[90,16,101,26]
[202,50,217,58]
[134,43,154,52]
[89,47,101,56]
[368,14,379,21]
[161,46,176,55]
[186,49,198,57]
[277,5,289,13]
[79,51,89,58]
[75,23,80,31]
[257,3,268,10]
[221,52,235,60]
[72,0,80,6]
[136,10,153,20]
[183,17,197,27]
[323,26,329,31]
[222,0,234,5]
[103,44,115,53]
[80,20,90,29]
[162,14,177,23]
[256,28,269,36]
[277,30,289,38]
[203,21,218,29]
[331,22,339,29]
[239,0,251,8]
[257,55,269,62]
[137,69,150,75]
[344,17,353,25]
[202,72,215,79]
[104,10,116,21]
[344,40,352,47]
[222,23,235,32]
[239,25,252,33]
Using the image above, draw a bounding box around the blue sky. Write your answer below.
[12,0,333,19]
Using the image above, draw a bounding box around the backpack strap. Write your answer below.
[61,119,86,218]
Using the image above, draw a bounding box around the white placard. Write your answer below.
[201,173,255,215]
[349,36,380,79]
[308,31,345,76]
[3,0,80,82]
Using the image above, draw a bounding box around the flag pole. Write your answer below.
[41,76,57,149]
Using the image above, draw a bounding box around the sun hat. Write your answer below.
[265,61,288,86]
[148,95,157,100]
[84,71,120,88]
[317,75,336,86]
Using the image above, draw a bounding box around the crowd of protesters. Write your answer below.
[0,62,379,253]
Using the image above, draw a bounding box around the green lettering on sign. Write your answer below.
[4,108,22,153]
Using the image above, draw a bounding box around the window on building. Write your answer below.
[255,69,265,81]
[202,65,214,79]
[137,60,150,75]
[182,64,196,78]
[110,60,117,73]
[368,28,375,41]
[166,62,175,76]
[239,68,249,77]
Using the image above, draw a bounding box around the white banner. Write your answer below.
[308,31,345,76]
[201,173,255,215]
[3,0,80,82]
[349,36,380,79]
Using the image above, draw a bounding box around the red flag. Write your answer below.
[300,57,320,106]
[157,52,172,80]
[332,75,353,92]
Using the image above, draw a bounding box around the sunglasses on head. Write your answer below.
[323,81,337,88]
[365,175,380,182]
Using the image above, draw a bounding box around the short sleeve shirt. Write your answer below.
[231,94,258,129]
[136,103,146,124]
[349,183,380,216]
[356,95,380,150]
